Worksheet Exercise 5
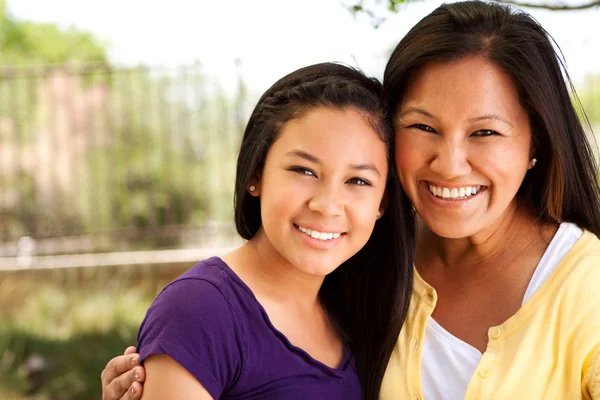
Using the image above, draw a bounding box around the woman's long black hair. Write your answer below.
[384,0,600,236]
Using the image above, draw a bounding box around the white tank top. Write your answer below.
[420,223,583,400]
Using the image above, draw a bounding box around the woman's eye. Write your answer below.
[411,124,436,133]
[471,129,499,137]
[289,167,316,177]
[346,177,371,186]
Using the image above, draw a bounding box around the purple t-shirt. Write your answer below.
[137,257,362,399]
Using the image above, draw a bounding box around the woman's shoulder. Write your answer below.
[565,229,600,267]
[553,229,600,331]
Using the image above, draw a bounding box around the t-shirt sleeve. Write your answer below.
[137,276,244,398]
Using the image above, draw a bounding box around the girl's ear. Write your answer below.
[248,173,261,197]
[377,190,389,219]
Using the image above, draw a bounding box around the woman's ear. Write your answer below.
[529,139,537,166]
[377,190,389,219]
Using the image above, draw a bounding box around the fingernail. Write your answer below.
[131,356,139,366]
[131,386,137,394]
[134,368,140,380]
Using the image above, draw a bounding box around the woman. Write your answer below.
[101,1,600,399]
[380,2,600,398]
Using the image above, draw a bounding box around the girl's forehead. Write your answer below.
[266,108,388,165]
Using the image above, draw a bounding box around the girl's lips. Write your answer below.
[295,224,344,239]
[294,224,345,249]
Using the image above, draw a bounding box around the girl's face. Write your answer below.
[394,56,533,240]
[251,106,388,277]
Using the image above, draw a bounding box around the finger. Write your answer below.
[120,381,143,400]
[101,353,140,385]
[124,346,137,356]
[106,366,143,400]
[131,365,145,383]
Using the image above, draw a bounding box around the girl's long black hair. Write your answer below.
[234,62,415,399]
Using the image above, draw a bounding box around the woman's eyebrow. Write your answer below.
[468,114,513,128]
[398,107,436,119]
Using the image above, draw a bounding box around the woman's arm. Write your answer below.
[141,354,213,400]
[584,347,600,399]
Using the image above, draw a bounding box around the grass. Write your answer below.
[0,263,190,400]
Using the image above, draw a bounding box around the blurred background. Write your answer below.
[0,0,598,398]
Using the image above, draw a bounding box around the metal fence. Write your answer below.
[1,62,599,267]
[0,63,249,260]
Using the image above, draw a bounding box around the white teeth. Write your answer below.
[298,226,342,241]
[428,184,483,200]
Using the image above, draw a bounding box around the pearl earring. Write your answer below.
[249,185,256,192]
[377,211,381,217]
[530,158,537,168]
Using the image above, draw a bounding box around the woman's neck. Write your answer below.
[415,203,558,285]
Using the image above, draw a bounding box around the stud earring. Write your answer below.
[249,185,256,192]
[377,211,381,217]
[530,158,537,168]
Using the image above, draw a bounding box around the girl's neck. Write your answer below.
[222,230,325,309]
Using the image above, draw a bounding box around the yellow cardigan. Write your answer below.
[381,230,600,400]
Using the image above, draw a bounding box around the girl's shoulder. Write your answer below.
[148,256,256,326]
[137,256,250,398]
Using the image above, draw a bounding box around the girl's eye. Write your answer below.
[289,167,316,177]
[471,129,499,137]
[346,177,371,186]
[410,124,436,133]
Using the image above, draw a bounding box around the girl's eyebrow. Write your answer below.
[284,150,320,164]
[284,149,381,177]
[351,163,381,177]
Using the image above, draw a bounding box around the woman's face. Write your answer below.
[394,56,534,240]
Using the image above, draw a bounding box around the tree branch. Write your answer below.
[496,0,600,11]
[347,0,600,29]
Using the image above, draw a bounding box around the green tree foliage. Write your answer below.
[0,0,107,65]
[578,73,600,128]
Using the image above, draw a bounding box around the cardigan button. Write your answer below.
[479,368,492,378]
[491,328,502,339]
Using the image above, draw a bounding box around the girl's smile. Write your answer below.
[250,106,388,277]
